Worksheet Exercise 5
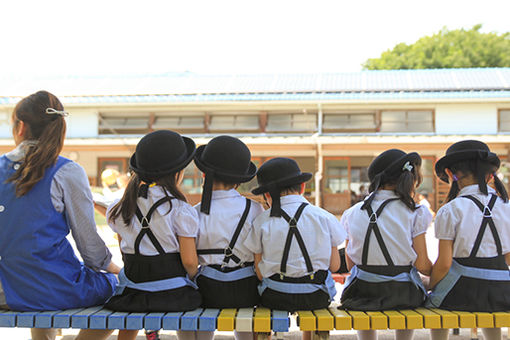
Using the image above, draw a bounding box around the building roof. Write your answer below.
[1,68,510,105]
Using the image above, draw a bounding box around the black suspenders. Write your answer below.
[461,194,503,258]
[279,202,313,278]
[361,198,400,266]
[197,198,252,266]
[134,197,173,255]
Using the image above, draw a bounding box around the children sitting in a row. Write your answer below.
[105,129,510,340]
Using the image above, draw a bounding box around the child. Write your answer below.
[106,130,202,340]
[0,91,120,340]
[427,140,510,340]
[340,149,432,340]
[245,157,344,318]
[194,135,264,340]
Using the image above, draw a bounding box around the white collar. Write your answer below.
[458,184,496,196]
[280,194,309,206]
[5,140,38,162]
[211,188,242,200]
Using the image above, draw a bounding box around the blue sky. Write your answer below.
[1,0,510,77]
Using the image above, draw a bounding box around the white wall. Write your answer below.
[66,110,98,138]
[435,104,497,135]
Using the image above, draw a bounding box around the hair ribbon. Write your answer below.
[46,108,69,117]
[402,161,413,172]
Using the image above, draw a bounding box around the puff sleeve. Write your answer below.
[412,205,433,238]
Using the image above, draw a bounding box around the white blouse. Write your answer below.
[107,185,199,255]
[341,190,433,266]
[435,184,510,258]
[244,195,346,278]
[195,189,264,267]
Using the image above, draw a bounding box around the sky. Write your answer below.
[1,0,510,77]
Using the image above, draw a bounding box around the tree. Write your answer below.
[363,25,510,70]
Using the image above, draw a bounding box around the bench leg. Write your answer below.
[452,328,459,335]
[312,331,330,340]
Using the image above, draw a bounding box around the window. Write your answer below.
[499,110,510,132]
[323,112,377,132]
[266,112,317,132]
[153,113,205,133]
[380,110,434,133]
[99,113,149,134]
[209,115,259,132]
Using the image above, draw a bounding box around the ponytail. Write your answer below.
[493,174,508,203]
[8,91,66,197]
[445,181,460,203]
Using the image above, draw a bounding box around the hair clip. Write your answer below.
[402,161,413,172]
[452,174,459,182]
[46,108,69,117]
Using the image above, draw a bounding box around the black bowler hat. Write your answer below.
[130,130,196,182]
[435,140,500,183]
[368,149,422,183]
[252,157,312,217]
[194,135,257,214]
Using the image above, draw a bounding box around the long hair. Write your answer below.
[363,164,422,211]
[108,172,188,226]
[445,159,508,203]
[7,91,66,196]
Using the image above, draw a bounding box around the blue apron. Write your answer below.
[341,197,426,311]
[196,198,260,308]
[427,194,510,312]
[0,155,117,311]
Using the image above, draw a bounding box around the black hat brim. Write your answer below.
[193,144,257,183]
[435,150,500,183]
[129,136,196,179]
[251,172,312,195]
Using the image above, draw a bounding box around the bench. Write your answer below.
[2,306,510,340]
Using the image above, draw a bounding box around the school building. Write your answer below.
[1,68,510,214]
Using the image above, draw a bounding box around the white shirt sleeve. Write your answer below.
[326,212,347,247]
[172,202,200,238]
[339,207,354,241]
[434,204,458,240]
[243,213,265,254]
[412,205,433,238]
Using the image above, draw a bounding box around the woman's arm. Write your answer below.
[178,236,198,278]
[429,240,453,289]
[329,247,340,272]
[412,233,433,276]
[505,253,510,267]
[344,240,355,271]
[254,253,263,281]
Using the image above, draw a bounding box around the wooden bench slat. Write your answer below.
[53,308,84,328]
[414,308,441,329]
[328,307,352,330]
[181,309,203,331]
[235,308,254,332]
[346,311,370,330]
[0,310,17,327]
[382,311,406,329]
[272,310,290,332]
[217,308,236,331]
[314,309,334,331]
[143,312,165,331]
[474,312,494,328]
[126,312,147,330]
[429,309,459,329]
[34,310,59,328]
[162,312,183,330]
[297,310,316,331]
[399,310,423,329]
[90,308,115,330]
[199,308,220,331]
[253,307,271,332]
[493,312,510,327]
[16,311,39,328]
[450,311,476,328]
[71,306,104,329]
[107,311,129,330]
[366,311,387,330]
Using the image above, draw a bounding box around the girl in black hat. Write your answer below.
[340,149,433,340]
[193,136,264,340]
[105,130,202,340]
[427,140,510,340]
[245,157,345,340]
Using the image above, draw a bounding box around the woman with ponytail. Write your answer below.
[340,149,432,340]
[105,130,202,340]
[427,140,510,340]
[0,91,119,340]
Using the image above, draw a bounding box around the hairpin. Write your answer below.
[402,161,413,172]
[46,108,69,117]
[452,174,459,182]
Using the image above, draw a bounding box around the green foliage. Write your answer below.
[363,25,510,70]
